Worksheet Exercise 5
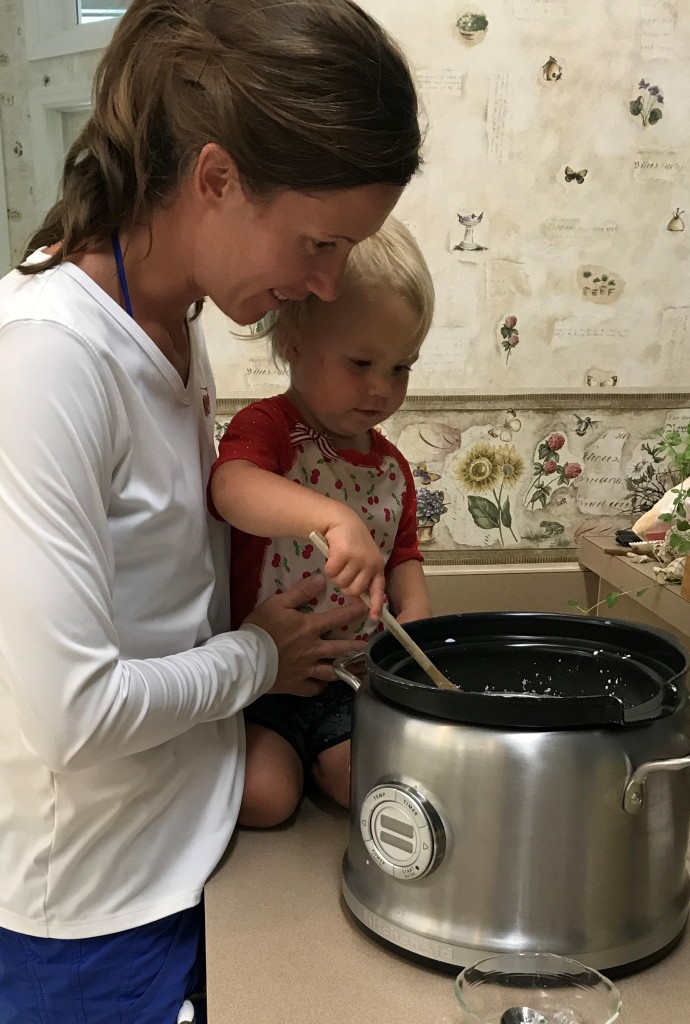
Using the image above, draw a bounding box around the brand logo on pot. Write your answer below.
[361,909,456,962]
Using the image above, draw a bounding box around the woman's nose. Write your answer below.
[306,254,349,302]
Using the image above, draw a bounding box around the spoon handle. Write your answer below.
[308,531,457,692]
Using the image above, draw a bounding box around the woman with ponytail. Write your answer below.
[0,2,421,1020]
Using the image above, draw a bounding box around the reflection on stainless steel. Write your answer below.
[344,678,690,971]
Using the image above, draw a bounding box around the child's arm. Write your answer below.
[211,459,386,618]
[386,559,432,624]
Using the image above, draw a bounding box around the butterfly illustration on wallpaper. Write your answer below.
[413,462,441,486]
[488,408,522,442]
[586,372,618,388]
[564,166,588,184]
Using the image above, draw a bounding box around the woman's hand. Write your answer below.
[322,513,386,620]
[244,573,366,696]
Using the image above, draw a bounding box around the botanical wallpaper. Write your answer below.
[2,2,690,563]
[216,397,690,564]
[206,0,690,395]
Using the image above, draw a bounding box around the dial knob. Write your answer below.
[359,782,445,880]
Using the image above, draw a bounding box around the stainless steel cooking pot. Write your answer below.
[335,612,690,975]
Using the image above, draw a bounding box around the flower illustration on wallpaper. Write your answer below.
[416,487,448,544]
[456,9,489,45]
[542,56,563,82]
[630,81,664,126]
[524,433,582,510]
[454,212,487,252]
[499,315,520,363]
[667,208,685,231]
[456,442,525,546]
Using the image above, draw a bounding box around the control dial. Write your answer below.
[359,782,445,880]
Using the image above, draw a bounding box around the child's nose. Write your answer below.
[369,372,392,399]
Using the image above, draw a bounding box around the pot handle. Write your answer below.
[333,651,365,692]
[623,753,690,814]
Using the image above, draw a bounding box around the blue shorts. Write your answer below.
[0,903,205,1024]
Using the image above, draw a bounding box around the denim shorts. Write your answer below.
[244,679,354,766]
[0,902,205,1024]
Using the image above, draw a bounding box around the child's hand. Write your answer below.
[322,515,386,619]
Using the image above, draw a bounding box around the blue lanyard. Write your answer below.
[111,230,133,318]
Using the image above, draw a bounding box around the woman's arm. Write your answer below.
[386,559,432,623]
[211,459,386,617]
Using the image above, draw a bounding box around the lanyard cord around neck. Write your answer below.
[111,230,133,318]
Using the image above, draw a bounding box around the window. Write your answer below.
[24,1,129,60]
[77,3,129,24]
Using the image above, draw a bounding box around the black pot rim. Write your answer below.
[365,612,688,729]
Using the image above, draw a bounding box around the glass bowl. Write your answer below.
[454,952,622,1024]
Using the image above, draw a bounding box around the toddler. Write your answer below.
[211,217,434,826]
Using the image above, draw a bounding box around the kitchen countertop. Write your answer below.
[205,796,690,1024]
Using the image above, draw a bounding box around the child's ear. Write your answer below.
[276,320,301,364]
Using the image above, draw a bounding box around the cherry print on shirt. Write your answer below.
[294,541,313,560]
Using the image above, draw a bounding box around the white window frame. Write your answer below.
[29,81,92,218]
[24,0,122,61]
[0,133,11,274]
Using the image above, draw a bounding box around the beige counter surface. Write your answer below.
[205,797,690,1024]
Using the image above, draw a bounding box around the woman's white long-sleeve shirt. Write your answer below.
[0,255,277,938]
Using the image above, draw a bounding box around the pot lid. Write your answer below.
[367,613,687,728]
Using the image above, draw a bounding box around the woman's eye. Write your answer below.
[350,359,371,369]
[310,239,336,251]
[394,365,413,375]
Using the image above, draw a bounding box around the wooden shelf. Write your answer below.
[578,535,690,647]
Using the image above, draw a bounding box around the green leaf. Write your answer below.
[677,520,690,531]
[534,462,544,473]
[538,443,551,460]
[648,107,662,125]
[635,589,648,597]
[630,97,643,116]
[501,497,512,528]
[606,591,621,607]
[467,495,500,530]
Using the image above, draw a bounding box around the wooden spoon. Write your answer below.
[309,531,457,692]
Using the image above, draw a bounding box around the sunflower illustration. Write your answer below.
[456,443,500,493]
[494,444,525,488]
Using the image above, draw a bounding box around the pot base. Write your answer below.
[342,880,688,977]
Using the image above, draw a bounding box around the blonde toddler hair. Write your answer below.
[272,217,434,360]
